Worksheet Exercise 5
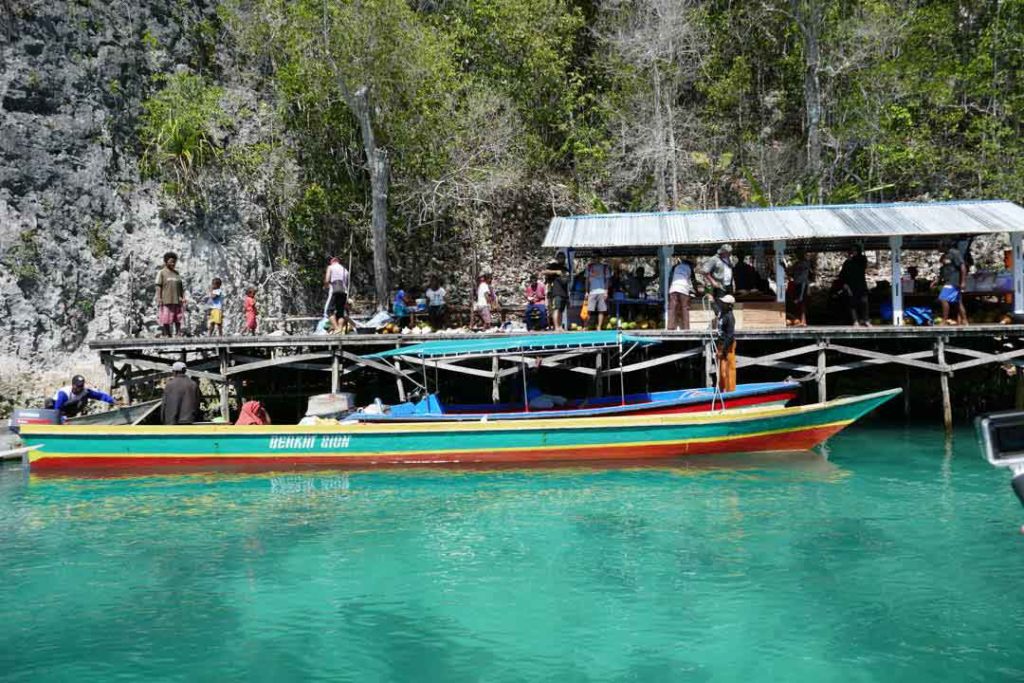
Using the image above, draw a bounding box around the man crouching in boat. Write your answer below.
[51,375,117,419]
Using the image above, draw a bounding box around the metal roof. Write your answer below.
[365,331,659,360]
[543,200,1024,252]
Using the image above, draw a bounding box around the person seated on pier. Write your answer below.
[161,362,202,425]
[52,375,117,419]
[838,245,870,326]
[732,253,763,294]
[524,273,548,331]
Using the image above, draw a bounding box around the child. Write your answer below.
[207,277,224,336]
[393,284,410,329]
[244,287,257,335]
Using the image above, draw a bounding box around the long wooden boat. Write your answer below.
[19,389,899,473]
[357,382,800,423]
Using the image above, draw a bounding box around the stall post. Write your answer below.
[1012,232,1024,315]
[773,240,786,303]
[889,235,904,326]
[566,248,575,330]
[658,245,673,327]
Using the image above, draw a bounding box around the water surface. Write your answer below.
[1,425,1022,681]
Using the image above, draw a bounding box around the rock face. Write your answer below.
[0,1,284,409]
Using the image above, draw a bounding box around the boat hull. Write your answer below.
[360,382,800,423]
[20,390,899,473]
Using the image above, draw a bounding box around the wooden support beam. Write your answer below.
[104,354,227,383]
[399,355,499,380]
[339,351,417,380]
[735,343,821,369]
[594,352,604,397]
[222,352,334,376]
[825,343,944,373]
[824,350,934,374]
[733,356,817,374]
[937,338,952,432]
[944,346,1024,372]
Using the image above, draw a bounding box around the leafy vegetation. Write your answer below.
[138,72,225,193]
[139,0,1024,295]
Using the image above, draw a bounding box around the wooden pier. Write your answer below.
[89,324,1024,429]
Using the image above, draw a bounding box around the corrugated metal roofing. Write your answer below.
[365,331,659,359]
[543,200,1024,249]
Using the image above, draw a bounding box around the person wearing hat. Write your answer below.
[701,244,734,311]
[716,294,737,392]
[161,361,203,425]
[52,375,117,418]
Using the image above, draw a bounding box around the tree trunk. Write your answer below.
[651,62,668,211]
[793,0,823,203]
[666,99,679,210]
[346,85,390,310]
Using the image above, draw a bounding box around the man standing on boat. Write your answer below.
[52,375,117,418]
[716,295,737,392]
[161,362,203,425]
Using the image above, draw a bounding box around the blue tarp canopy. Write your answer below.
[364,331,659,359]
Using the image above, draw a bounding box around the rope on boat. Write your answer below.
[702,295,725,412]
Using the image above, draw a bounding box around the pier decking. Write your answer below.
[91,324,1024,428]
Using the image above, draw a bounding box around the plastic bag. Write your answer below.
[580,298,590,322]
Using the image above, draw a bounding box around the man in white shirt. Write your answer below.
[472,273,496,329]
[585,251,612,330]
[667,258,694,330]
[323,257,350,333]
[425,275,446,330]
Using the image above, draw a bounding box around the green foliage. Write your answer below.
[138,72,225,193]
[86,221,111,259]
[3,230,41,287]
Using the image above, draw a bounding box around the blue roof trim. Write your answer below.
[563,199,1008,221]
[364,331,659,359]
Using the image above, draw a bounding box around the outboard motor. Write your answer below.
[976,411,1024,512]
[8,408,61,435]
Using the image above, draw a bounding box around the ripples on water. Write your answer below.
[1,426,1023,681]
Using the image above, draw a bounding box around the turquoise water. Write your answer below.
[1,425,1023,681]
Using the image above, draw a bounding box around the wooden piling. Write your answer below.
[491,356,500,403]
[330,348,340,394]
[219,348,230,422]
[816,342,827,403]
[936,337,952,432]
